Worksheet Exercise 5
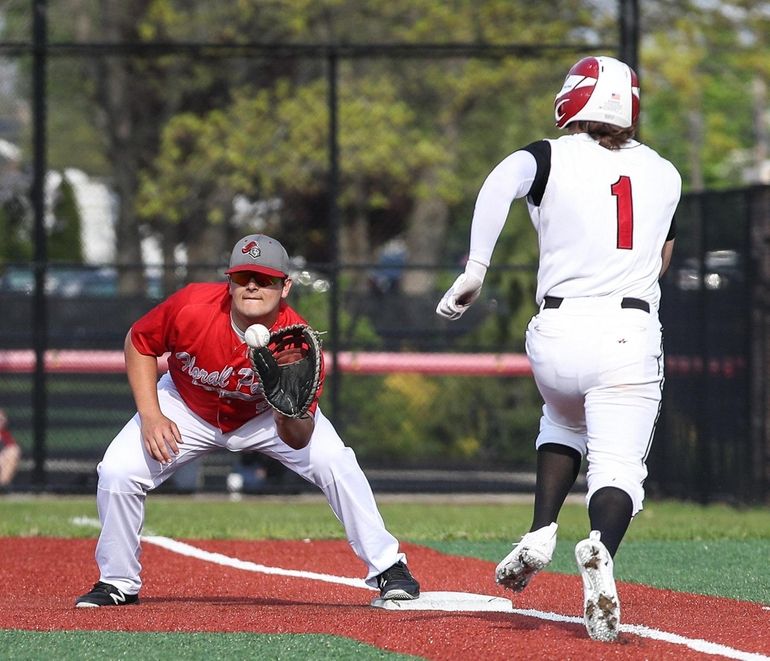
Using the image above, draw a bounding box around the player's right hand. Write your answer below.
[139,412,182,464]
[435,259,487,320]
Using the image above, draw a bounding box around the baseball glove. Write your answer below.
[248,324,322,418]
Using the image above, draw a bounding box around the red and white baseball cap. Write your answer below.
[225,234,291,278]
[554,55,639,129]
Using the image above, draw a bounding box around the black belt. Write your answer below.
[543,296,650,313]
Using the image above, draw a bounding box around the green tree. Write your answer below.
[8,0,770,315]
[136,76,447,269]
[641,1,770,190]
[0,195,32,261]
[48,174,84,262]
[131,0,608,339]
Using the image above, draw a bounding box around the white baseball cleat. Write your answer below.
[575,530,620,642]
[495,522,558,592]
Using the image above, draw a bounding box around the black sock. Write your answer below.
[531,443,582,531]
[588,486,633,557]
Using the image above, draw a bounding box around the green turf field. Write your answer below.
[0,631,421,660]
[1,495,768,602]
[1,495,768,660]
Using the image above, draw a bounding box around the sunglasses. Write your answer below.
[229,271,283,287]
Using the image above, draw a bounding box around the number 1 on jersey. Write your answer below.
[611,175,633,250]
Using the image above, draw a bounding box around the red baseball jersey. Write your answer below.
[130,282,324,432]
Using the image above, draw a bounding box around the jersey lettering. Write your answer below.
[611,175,634,250]
[176,352,233,389]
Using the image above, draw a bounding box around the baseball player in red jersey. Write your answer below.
[0,408,21,490]
[76,233,419,607]
[437,56,681,641]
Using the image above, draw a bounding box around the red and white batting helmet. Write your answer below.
[554,56,639,129]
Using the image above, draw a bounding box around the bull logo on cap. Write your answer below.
[242,241,261,259]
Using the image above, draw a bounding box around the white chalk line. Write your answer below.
[144,534,370,590]
[71,516,768,661]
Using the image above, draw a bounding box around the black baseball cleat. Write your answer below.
[376,560,420,600]
[75,581,139,608]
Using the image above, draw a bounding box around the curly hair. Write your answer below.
[570,121,637,150]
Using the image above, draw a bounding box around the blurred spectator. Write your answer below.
[227,452,287,500]
[165,452,287,496]
[165,459,203,494]
[369,238,406,295]
[0,409,21,491]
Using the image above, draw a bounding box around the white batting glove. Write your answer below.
[435,259,488,320]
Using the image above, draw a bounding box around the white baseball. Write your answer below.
[244,323,270,348]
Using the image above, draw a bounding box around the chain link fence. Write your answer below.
[0,4,767,501]
[652,186,770,503]
[2,190,770,503]
[0,260,547,494]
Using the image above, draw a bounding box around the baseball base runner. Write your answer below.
[437,55,681,641]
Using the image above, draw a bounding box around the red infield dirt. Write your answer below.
[1,537,768,660]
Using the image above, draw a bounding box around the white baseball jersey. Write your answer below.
[468,133,681,309]
[465,132,682,515]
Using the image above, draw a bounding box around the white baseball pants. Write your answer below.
[526,296,665,515]
[94,374,404,595]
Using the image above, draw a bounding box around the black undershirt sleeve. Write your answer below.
[522,140,551,207]
[666,216,677,241]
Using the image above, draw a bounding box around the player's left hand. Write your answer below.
[436,259,487,320]
[248,324,322,419]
